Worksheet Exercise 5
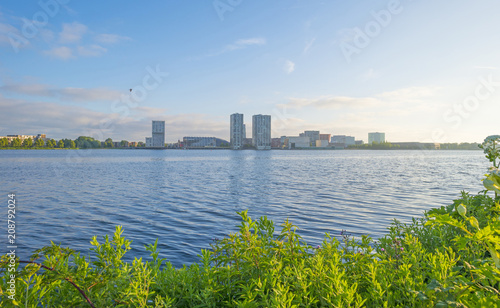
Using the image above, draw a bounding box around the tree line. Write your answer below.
[348,141,481,150]
[0,136,145,149]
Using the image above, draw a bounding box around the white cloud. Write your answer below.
[284,60,295,74]
[59,22,87,44]
[1,83,121,102]
[44,46,73,59]
[200,37,266,58]
[77,44,107,57]
[95,33,131,44]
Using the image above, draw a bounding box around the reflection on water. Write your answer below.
[0,149,489,267]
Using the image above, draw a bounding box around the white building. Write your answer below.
[285,136,310,149]
[331,135,355,147]
[252,114,271,150]
[368,132,385,144]
[152,121,165,147]
[300,131,320,144]
[315,140,329,148]
[145,137,153,147]
[230,113,245,149]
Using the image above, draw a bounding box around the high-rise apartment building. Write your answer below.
[152,121,165,147]
[252,114,271,150]
[368,132,385,144]
[230,113,245,149]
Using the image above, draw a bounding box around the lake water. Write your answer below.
[0,149,491,267]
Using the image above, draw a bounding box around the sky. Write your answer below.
[1,0,499,143]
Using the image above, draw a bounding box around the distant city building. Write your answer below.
[300,131,320,144]
[243,138,253,146]
[271,138,281,148]
[319,134,331,142]
[252,114,271,150]
[355,140,364,145]
[391,142,440,150]
[331,135,355,147]
[0,134,46,143]
[152,120,165,147]
[230,113,245,149]
[316,140,329,148]
[145,137,153,147]
[182,136,229,148]
[284,136,310,149]
[368,132,386,144]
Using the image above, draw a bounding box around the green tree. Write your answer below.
[11,138,21,147]
[0,138,8,147]
[105,138,113,148]
[22,138,33,148]
[46,139,56,148]
[35,138,45,147]
[57,140,64,148]
[69,140,76,149]
[120,140,128,147]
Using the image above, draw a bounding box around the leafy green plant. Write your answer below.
[2,136,500,306]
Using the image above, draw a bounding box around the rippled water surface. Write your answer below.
[0,149,489,267]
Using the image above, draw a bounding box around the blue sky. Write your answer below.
[1,0,499,143]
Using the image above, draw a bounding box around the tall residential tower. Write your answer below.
[230,113,245,149]
[152,120,165,147]
[252,114,271,150]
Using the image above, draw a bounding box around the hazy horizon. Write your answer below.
[1,1,499,143]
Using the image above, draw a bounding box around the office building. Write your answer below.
[152,120,165,147]
[368,132,386,144]
[252,114,271,150]
[230,113,245,149]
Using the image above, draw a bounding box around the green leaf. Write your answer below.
[469,217,480,230]
[488,245,500,269]
[483,173,500,194]
[457,203,466,217]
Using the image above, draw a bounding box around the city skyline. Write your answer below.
[1,1,500,143]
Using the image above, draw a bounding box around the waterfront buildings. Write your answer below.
[252,114,271,150]
[320,134,331,142]
[230,113,245,149]
[183,136,229,148]
[284,136,310,149]
[145,137,153,147]
[145,121,165,148]
[368,132,386,144]
[300,131,320,144]
[0,134,46,143]
[331,135,356,148]
[152,121,165,147]
[316,140,329,147]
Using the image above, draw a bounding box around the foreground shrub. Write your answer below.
[1,136,499,307]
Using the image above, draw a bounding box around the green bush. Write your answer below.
[1,136,500,307]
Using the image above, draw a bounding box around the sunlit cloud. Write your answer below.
[59,22,88,44]
[284,60,295,74]
[44,46,74,59]
[94,33,131,44]
[77,44,107,57]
